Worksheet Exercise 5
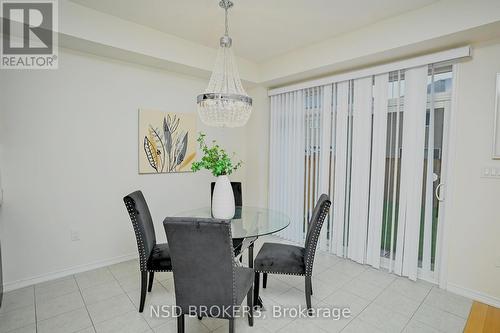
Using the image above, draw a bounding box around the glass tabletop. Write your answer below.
[174,206,290,239]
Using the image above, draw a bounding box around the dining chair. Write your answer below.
[253,194,331,312]
[123,190,172,313]
[164,217,254,333]
[210,182,244,258]
[210,181,242,206]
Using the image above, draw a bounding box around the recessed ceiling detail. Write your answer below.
[68,0,438,62]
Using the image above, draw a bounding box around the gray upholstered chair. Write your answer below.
[164,217,254,333]
[123,190,172,313]
[253,194,331,311]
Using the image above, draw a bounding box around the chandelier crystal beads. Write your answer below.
[196,0,252,127]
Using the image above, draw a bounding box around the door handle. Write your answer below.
[435,183,444,202]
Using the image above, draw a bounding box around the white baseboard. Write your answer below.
[447,283,500,308]
[3,252,138,292]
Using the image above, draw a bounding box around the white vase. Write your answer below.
[212,175,235,219]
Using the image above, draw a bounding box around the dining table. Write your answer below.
[174,206,291,307]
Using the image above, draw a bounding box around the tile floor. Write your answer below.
[0,236,472,333]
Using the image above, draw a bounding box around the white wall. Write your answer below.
[444,40,500,302]
[244,86,270,208]
[0,49,246,288]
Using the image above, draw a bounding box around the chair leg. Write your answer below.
[247,286,254,327]
[263,273,268,289]
[305,276,312,313]
[248,243,254,268]
[177,314,185,333]
[310,279,313,295]
[253,272,260,308]
[229,318,235,333]
[253,272,260,305]
[139,271,148,312]
[148,271,155,292]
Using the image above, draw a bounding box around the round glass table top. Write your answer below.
[174,206,290,239]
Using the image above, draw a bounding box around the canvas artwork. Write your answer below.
[139,109,197,173]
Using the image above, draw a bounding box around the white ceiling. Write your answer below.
[69,0,439,62]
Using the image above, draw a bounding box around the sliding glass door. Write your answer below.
[419,66,453,281]
[269,64,454,283]
[380,66,453,282]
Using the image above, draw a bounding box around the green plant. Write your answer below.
[191,133,242,177]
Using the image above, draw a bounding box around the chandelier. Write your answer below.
[197,0,252,127]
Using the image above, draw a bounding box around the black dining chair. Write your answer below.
[164,217,254,333]
[210,182,244,258]
[253,194,331,312]
[210,182,242,207]
[123,190,172,313]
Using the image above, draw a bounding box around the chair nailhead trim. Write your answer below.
[305,200,331,276]
[124,197,149,272]
[255,270,306,276]
[149,269,172,272]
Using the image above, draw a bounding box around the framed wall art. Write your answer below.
[139,109,197,173]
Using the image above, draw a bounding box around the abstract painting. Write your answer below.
[139,109,197,173]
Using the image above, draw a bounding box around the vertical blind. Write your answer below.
[269,64,454,281]
[269,90,305,243]
[366,74,389,268]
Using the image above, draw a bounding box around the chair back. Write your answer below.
[304,194,331,276]
[211,182,242,206]
[123,191,157,271]
[163,217,236,316]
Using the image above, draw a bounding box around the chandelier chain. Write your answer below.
[219,0,233,36]
[225,6,229,36]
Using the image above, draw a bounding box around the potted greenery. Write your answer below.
[191,133,242,219]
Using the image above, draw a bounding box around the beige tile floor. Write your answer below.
[0,236,472,333]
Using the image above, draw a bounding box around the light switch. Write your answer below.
[71,230,80,241]
[481,166,500,179]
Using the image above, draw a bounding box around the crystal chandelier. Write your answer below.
[197,0,252,127]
